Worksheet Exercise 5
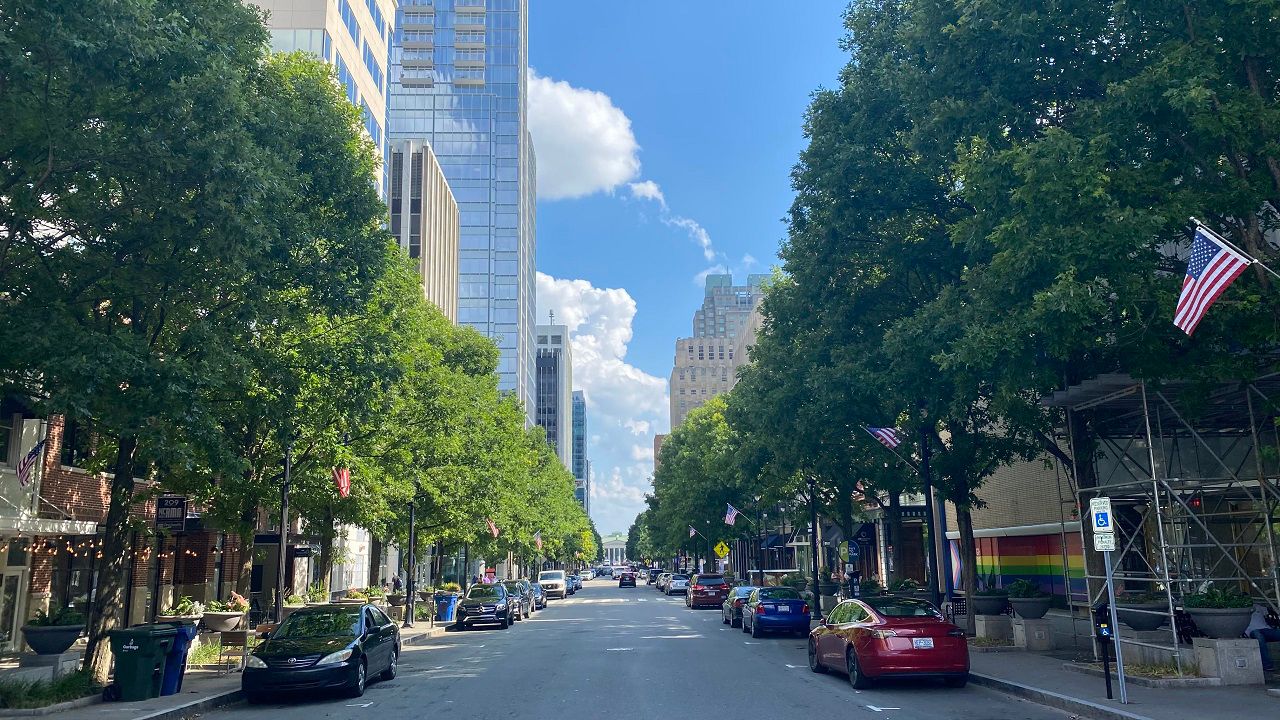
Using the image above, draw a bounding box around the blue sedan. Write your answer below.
[742,587,811,638]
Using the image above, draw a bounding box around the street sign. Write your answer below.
[838,541,849,561]
[155,496,187,533]
[1093,532,1116,552]
[713,541,729,558]
[1089,497,1113,532]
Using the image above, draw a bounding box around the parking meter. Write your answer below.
[1092,601,1113,639]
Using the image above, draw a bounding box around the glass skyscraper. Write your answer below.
[388,0,536,416]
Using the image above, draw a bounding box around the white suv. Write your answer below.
[539,570,567,599]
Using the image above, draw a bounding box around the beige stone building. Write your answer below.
[668,274,767,427]
[389,140,459,321]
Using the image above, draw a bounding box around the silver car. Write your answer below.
[665,574,690,595]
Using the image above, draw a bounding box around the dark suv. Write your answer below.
[647,568,661,584]
[686,574,730,609]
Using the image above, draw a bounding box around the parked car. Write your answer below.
[686,573,730,609]
[742,586,810,638]
[808,596,969,689]
[566,574,579,594]
[539,570,568,599]
[647,568,662,585]
[242,603,399,702]
[611,566,624,580]
[578,572,593,585]
[619,571,637,588]
[502,580,535,620]
[530,582,547,609]
[721,585,758,628]
[455,584,515,630]
[665,574,689,595]
[656,573,672,591]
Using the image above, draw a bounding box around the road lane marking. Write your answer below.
[743,641,760,645]
[605,647,633,651]
[785,664,804,668]
[346,702,375,708]
[866,706,900,712]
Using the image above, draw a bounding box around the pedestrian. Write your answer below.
[392,574,403,592]
[1246,602,1280,672]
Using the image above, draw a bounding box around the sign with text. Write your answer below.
[155,496,187,533]
[1093,532,1116,552]
[1089,497,1113,533]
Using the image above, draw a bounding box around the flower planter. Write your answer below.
[419,591,434,603]
[1115,602,1168,631]
[156,614,202,625]
[1009,596,1052,620]
[201,611,244,632]
[972,593,1009,616]
[386,594,406,607]
[1187,607,1252,639]
[335,598,366,605]
[21,624,84,655]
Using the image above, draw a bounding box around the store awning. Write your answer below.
[760,533,790,549]
[0,514,98,536]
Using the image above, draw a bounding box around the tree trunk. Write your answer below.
[368,537,383,588]
[236,532,255,597]
[316,508,336,592]
[84,434,139,686]
[956,504,978,635]
[886,490,903,584]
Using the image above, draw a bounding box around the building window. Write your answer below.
[365,0,386,39]
[60,419,91,468]
[362,40,384,92]
[0,413,13,465]
[551,335,562,344]
[337,0,361,48]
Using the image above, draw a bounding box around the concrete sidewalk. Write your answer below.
[4,623,451,720]
[969,650,1278,720]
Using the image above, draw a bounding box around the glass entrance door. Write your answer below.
[0,571,23,650]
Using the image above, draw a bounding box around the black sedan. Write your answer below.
[455,584,515,629]
[530,582,548,609]
[242,603,399,702]
[721,585,758,627]
[503,580,535,620]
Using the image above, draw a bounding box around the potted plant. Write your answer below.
[305,583,330,606]
[1006,579,1052,620]
[1184,586,1254,639]
[202,592,249,632]
[859,577,884,597]
[818,566,839,595]
[1114,592,1168,631]
[338,588,368,604]
[21,607,86,655]
[281,594,307,621]
[888,577,921,595]
[157,596,204,624]
[386,590,406,607]
[972,573,1008,615]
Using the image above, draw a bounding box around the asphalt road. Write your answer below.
[205,578,1071,720]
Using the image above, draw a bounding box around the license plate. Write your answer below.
[913,638,934,649]
[777,605,790,613]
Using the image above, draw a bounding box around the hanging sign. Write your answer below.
[155,496,187,533]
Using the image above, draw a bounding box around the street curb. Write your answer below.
[969,672,1155,720]
[404,625,449,646]
[128,689,243,720]
[0,695,101,717]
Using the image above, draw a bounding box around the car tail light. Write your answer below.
[801,604,809,615]
[947,628,966,637]
[755,605,766,615]
[871,629,898,639]
[691,585,704,591]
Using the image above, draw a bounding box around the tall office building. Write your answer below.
[571,390,588,513]
[388,0,537,417]
[253,0,394,189]
[534,325,572,469]
[668,274,767,427]
[389,139,460,321]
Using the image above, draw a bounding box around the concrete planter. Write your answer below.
[1010,596,1052,620]
[1187,606,1252,639]
[972,593,1008,615]
[1116,602,1168,631]
[202,611,244,632]
[387,593,406,607]
[20,625,84,655]
[155,614,201,625]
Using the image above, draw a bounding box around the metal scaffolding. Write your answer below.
[1044,373,1280,674]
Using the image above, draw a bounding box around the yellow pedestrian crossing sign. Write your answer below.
[714,541,730,558]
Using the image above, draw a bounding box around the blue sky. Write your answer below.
[529,2,850,535]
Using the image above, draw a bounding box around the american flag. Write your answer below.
[724,503,740,526]
[688,525,697,538]
[534,531,542,550]
[865,426,902,449]
[16,439,46,487]
[331,467,350,498]
[1174,226,1252,335]
[486,517,500,538]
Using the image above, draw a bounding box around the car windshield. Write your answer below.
[540,571,564,581]
[502,582,521,591]
[467,586,503,599]
[759,587,801,600]
[273,609,360,639]
[733,587,758,597]
[672,574,688,581]
[864,597,943,619]
[696,576,726,586]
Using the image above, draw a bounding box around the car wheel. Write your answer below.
[808,640,827,674]
[741,617,750,633]
[500,614,509,629]
[347,659,367,698]
[944,674,968,688]
[381,647,398,681]
[751,619,762,638]
[722,612,730,625]
[731,615,741,628]
[847,649,873,689]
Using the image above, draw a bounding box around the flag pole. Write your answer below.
[1190,217,1280,282]
[861,426,921,472]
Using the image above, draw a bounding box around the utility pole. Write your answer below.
[403,496,416,628]
[808,475,823,619]
[274,441,293,623]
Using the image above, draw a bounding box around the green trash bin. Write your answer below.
[108,624,178,701]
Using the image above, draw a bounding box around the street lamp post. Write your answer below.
[918,428,942,608]
[807,475,823,620]
[403,497,416,628]
[274,441,293,623]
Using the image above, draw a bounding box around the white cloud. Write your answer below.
[665,216,716,261]
[537,272,669,534]
[528,69,641,200]
[627,180,666,207]
[742,254,758,268]
[693,264,729,287]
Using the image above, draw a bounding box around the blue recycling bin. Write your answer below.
[435,593,459,622]
[159,622,200,696]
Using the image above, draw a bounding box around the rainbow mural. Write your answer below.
[949,533,1085,599]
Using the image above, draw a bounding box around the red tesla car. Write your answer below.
[808,596,968,688]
